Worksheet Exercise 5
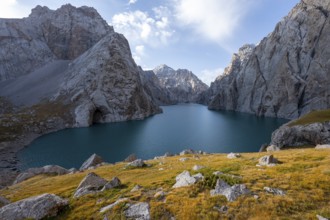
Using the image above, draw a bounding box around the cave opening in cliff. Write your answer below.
[92,109,104,124]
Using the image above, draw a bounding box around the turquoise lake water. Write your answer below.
[17,104,287,169]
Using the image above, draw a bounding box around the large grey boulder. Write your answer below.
[0,193,68,220]
[210,179,250,202]
[101,177,121,191]
[172,170,203,188]
[14,165,69,184]
[126,159,146,168]
[79,153,104,171]
[271,121,330,148]
[257,155,278,167]
[203,0,330,119]
[125,202,150,220]
[74,172,107,198]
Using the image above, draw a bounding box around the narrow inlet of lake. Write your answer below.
[17,104,288,170]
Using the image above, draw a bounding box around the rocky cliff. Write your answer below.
[154,64,209,103]
[0,4,160,127]
[205,0,330,119]
[139,68,175,105]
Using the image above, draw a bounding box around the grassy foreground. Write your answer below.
[1,148,330,219]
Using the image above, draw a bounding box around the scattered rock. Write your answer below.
[102,177,121,191]
[264,187,286,196]
[79,154,104,171]
[0,193,68,220]
[227,153,241,159]
[164,152,174,157]
[315,144,330,149]
[74,172,107,198]
[126,159,146,168]
[124,154,137,162]
[125,202,150,220]
[100,198,128,213]
[179,157,189,162]
[192,173,204,181]
[180,149,195,155]
[0,196,9,207]
[131,185,142,192]
[254,195,259,199]
[317,215,329,220]
[266,145,280,152]
[257,155,278,167]
[192,165,205,171]
[68,168,78,174]
[213,205,228,213]
[173,171,203,188]
[213,171,224,176]
[210,179,250,202]
[14,165,69,184]
[159,168,164,171]
[154,191,166,200]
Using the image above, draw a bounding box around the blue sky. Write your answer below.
[1,0,300,85]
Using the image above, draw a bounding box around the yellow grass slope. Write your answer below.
[1,148,330,219]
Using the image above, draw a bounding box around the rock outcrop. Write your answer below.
[172,170,203,188]
[14,165,69,184]
[79,154,104,171]
[257,155,278,167]
[203,0,330,119]
[210,179,250,202]
[139,68,175,105]
[271,121,330,147]
[153,64,209,103]
[125,202,150,220]
[0,193,68,220]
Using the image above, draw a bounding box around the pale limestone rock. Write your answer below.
[204,0,330,119]
[227,153,241,159]
[100,198,128,213]
[316,144,330,149]
[210,179,250,202]
[0,193,68,220]
[125,202,150,220]
[258,155,278,167]
[172,171,197,188]
[264,187,286,196]
[79,153,104,171]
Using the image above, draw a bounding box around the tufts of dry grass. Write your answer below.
[0,148,329,219]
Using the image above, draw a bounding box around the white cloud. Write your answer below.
[128,0,138,5]
[199,68,224,86]
[0,0,30,18]
[111,6,175,66]
[173,0,255,45]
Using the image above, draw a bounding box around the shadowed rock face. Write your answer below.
[204,0,330,119]
[0,4,111,81]
[0,4,161,127]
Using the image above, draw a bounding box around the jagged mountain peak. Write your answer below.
[153,64,176,76]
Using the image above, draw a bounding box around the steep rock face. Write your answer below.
[271,121,330,147]
[139,68,175,105]
[206,0,330,119]
[154,65,209,103]
[56,32,161,127]
[0,4,111,81]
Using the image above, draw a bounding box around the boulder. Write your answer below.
[124,154,137,162]
[317,215,329,220]
[258,155,278,167]
[264,187,286,196]
[192,173,204,181]
[315,144,330,149]
[14,165,69,184]
[125,202,150,220]
[131,185,142,192]
[227,153,241,159]
[192,165,205,171]
[74,172,108,198]
[101,177,121,191]
[210,179,250,202]
[154,191,166,200]
[266,145,280,152]
[126,159,146,168]
[79,154,104,171]
[0,193,68,220]
[172,171,202,188]
[179,157,189,162]
[180,149,196,155]
[100,198,128,213]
